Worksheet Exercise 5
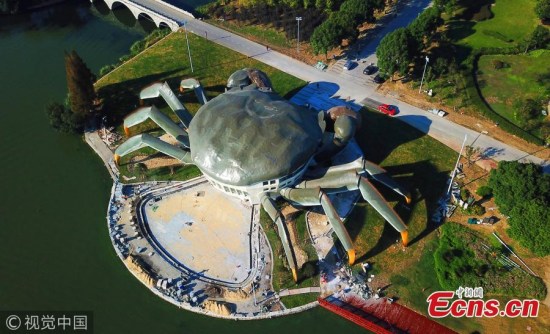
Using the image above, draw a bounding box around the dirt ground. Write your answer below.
[144,183,253,282]
[377,81,550,162]
[281,204,308,268]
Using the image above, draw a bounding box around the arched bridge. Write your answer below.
[91,0,195,31]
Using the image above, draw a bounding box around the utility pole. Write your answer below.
[296,17,302,53]
[418,55,429,93]
[182,21,194,73]
[447,135,468,195]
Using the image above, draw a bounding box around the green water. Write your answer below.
[0,2,365,333]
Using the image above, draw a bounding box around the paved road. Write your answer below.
[124,0,548,171]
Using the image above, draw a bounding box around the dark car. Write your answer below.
[378,104,397,116]
[373,74,385,84]
[363,64,377,75]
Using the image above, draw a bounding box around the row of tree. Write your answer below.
[488,161,550,256]
[310,0,385,55]
[375,7,442,76]
[46,51,96,133]
[235,0,346,12]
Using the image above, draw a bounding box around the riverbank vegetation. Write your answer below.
[98,28,172,79]
[46,51,95,133]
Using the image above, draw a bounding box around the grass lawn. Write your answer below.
[280,293,319,308]
[448,0,539,52]
[210,19,293,49]
[347,108,456,264]
[259,209,320,292]
[96,32,306,182]
[477,50,550,129]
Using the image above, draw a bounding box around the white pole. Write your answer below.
[183,21,194,73]
[447,134,468,195]
[418,56,429,93]
[296,17,302,53]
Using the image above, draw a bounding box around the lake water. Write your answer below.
[0,1,365,333]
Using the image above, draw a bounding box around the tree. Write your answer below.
[376,28,417,76]
[508,201,550,256]
[488,161,550,215]
[65,50,96,117]
[526,25,550,52]
[409,7,443,45]
[513,98,540,125]
[340,0,376,23]
[310,20,339,55]
[45,102,84,133]
[535,0,550,21]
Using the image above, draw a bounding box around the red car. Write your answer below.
[378,104,397,116]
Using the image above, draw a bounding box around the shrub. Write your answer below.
[99,64,115,77]
[491,59,505,69]
[467,204,486,216]
[130,40,146,56]
[476,185,493,197]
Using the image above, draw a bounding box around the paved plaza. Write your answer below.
[144,182,253,284]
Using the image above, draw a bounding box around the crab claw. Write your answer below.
[292,269,298,282]
[401,231,409,247]
[405,195,412,205]
[114,154,120,165]
[347,249,356,265]
[124,126,130,137]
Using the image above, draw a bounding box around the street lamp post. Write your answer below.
[296,17,302,53]
[182,21,194,73]
[418,55,429,93]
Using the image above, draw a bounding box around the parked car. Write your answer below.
[428,108,447,117]
[343,60,354,70]
[363,63,377,75]
[373,74,385,84]
[378,104,397,116]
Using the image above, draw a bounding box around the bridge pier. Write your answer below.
[90,0,181,32]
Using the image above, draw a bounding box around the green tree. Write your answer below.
[513,98,540,125]
[340,0,376,23]
[376,28,417,75]
[45,102,85,133]
[535,0,550,21]
[508,201,550,256]
[409,7,443,45]
[65,50,96,117]
[310,20,340,55]
[526,25,550,52]
[488,161,550,215]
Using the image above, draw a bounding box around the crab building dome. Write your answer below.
[188,88,322,186]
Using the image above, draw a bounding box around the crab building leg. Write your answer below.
[139,82,194,128]
[358,176,409,246]
[260,195,298,282]
[180,78,208,106]
[114,133,192,165]
[362,160,411,204]
[279,188,355,265]
[297,168,409,247]
[123,106,189,148]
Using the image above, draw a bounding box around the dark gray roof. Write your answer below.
[189,88,322,186]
